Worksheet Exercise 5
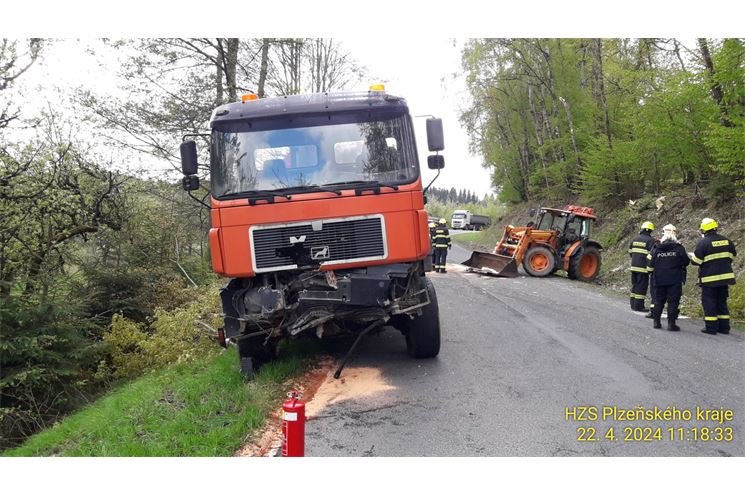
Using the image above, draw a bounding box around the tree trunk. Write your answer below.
[698,38,733,127]
[559,96,582,171]
[672,39,687,71]
[257,38,271,98]
[293,40,302,94]
[592,39,612,147]
[528,85,551,189]
[215,41,224,105]
[225,38,239,102]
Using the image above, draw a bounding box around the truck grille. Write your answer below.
[251,215,387,272]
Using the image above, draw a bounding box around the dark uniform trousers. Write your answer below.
[432,227,451,272]
[629,232,655,311]
[433,248,448,271]
[702,286,730,333]
[652,284,682,321]
[630,272,650,310]
[692,232,736,334]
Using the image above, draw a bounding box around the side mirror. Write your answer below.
[426,118,444,152]
[180,140,199,176]
[427,155,445,170]
[528,208,536,218]
[182,175,200,191]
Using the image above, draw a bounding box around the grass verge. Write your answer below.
[451,224,505,251]
[2,345,315,456]
[450,231,484,244]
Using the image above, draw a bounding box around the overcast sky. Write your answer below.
[342,38,493,196]
[8,0,743,198]
[16,38,492,196]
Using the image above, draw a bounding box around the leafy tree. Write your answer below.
[460,38,745,205]
[0,39,43,129]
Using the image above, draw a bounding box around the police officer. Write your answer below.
[629,221,656,312]
[432,218,452,273]
[691,218,737,335]
[647,224,689,331]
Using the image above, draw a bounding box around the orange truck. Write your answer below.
[180,86,445,376]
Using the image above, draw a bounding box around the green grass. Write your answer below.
[3,346,315,456]
[451,224,504,251]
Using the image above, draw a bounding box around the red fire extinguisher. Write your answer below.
[282,390,305,457]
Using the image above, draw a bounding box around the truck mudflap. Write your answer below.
[461,251,519,277]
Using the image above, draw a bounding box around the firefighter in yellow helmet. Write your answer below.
[428,221,437,257]
[432,218,452,273]
[691,218,737,335]
[628,221,657,312]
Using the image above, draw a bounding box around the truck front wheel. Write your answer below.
[405,278,441,358]
[236,335,277,379]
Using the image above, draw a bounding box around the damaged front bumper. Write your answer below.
[220,262,429,341]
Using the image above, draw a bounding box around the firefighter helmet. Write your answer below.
[700,218,718,232]
[439,218,447,225]
[428,222,436,229]
[641,221,655,231]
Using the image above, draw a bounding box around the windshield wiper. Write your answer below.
[324,180,400,195]
[220,185,344,205]
[275,185,343,196]
[220,190,292,205]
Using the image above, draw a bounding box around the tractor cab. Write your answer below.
[534,206,596,256]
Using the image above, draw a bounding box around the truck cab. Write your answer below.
[180,86,445,375]
[451,209,470,229]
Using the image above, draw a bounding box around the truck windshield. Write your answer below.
[210,110,419,199]
[453,214,466,219]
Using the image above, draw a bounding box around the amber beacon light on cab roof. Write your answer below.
[180,85,446,377]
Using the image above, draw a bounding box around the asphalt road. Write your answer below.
[304,242,744,456]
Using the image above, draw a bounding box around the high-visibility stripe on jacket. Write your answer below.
[629,232,656,271]
[432,227,451,249]
[692,232,737,287]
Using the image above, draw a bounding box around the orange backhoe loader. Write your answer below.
[462,205,602,281]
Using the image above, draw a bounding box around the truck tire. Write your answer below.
[405,279,441,358]
[236,336,277,378]
[567,246,601,281]
[523,246,555,277]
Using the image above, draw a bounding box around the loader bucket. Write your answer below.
[460,251,519,277]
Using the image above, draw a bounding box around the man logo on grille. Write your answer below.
[311,246,330,260]
[289,235,307,245]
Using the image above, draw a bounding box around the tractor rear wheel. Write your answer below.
[568,246,601,281]
[523,246,555,277]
